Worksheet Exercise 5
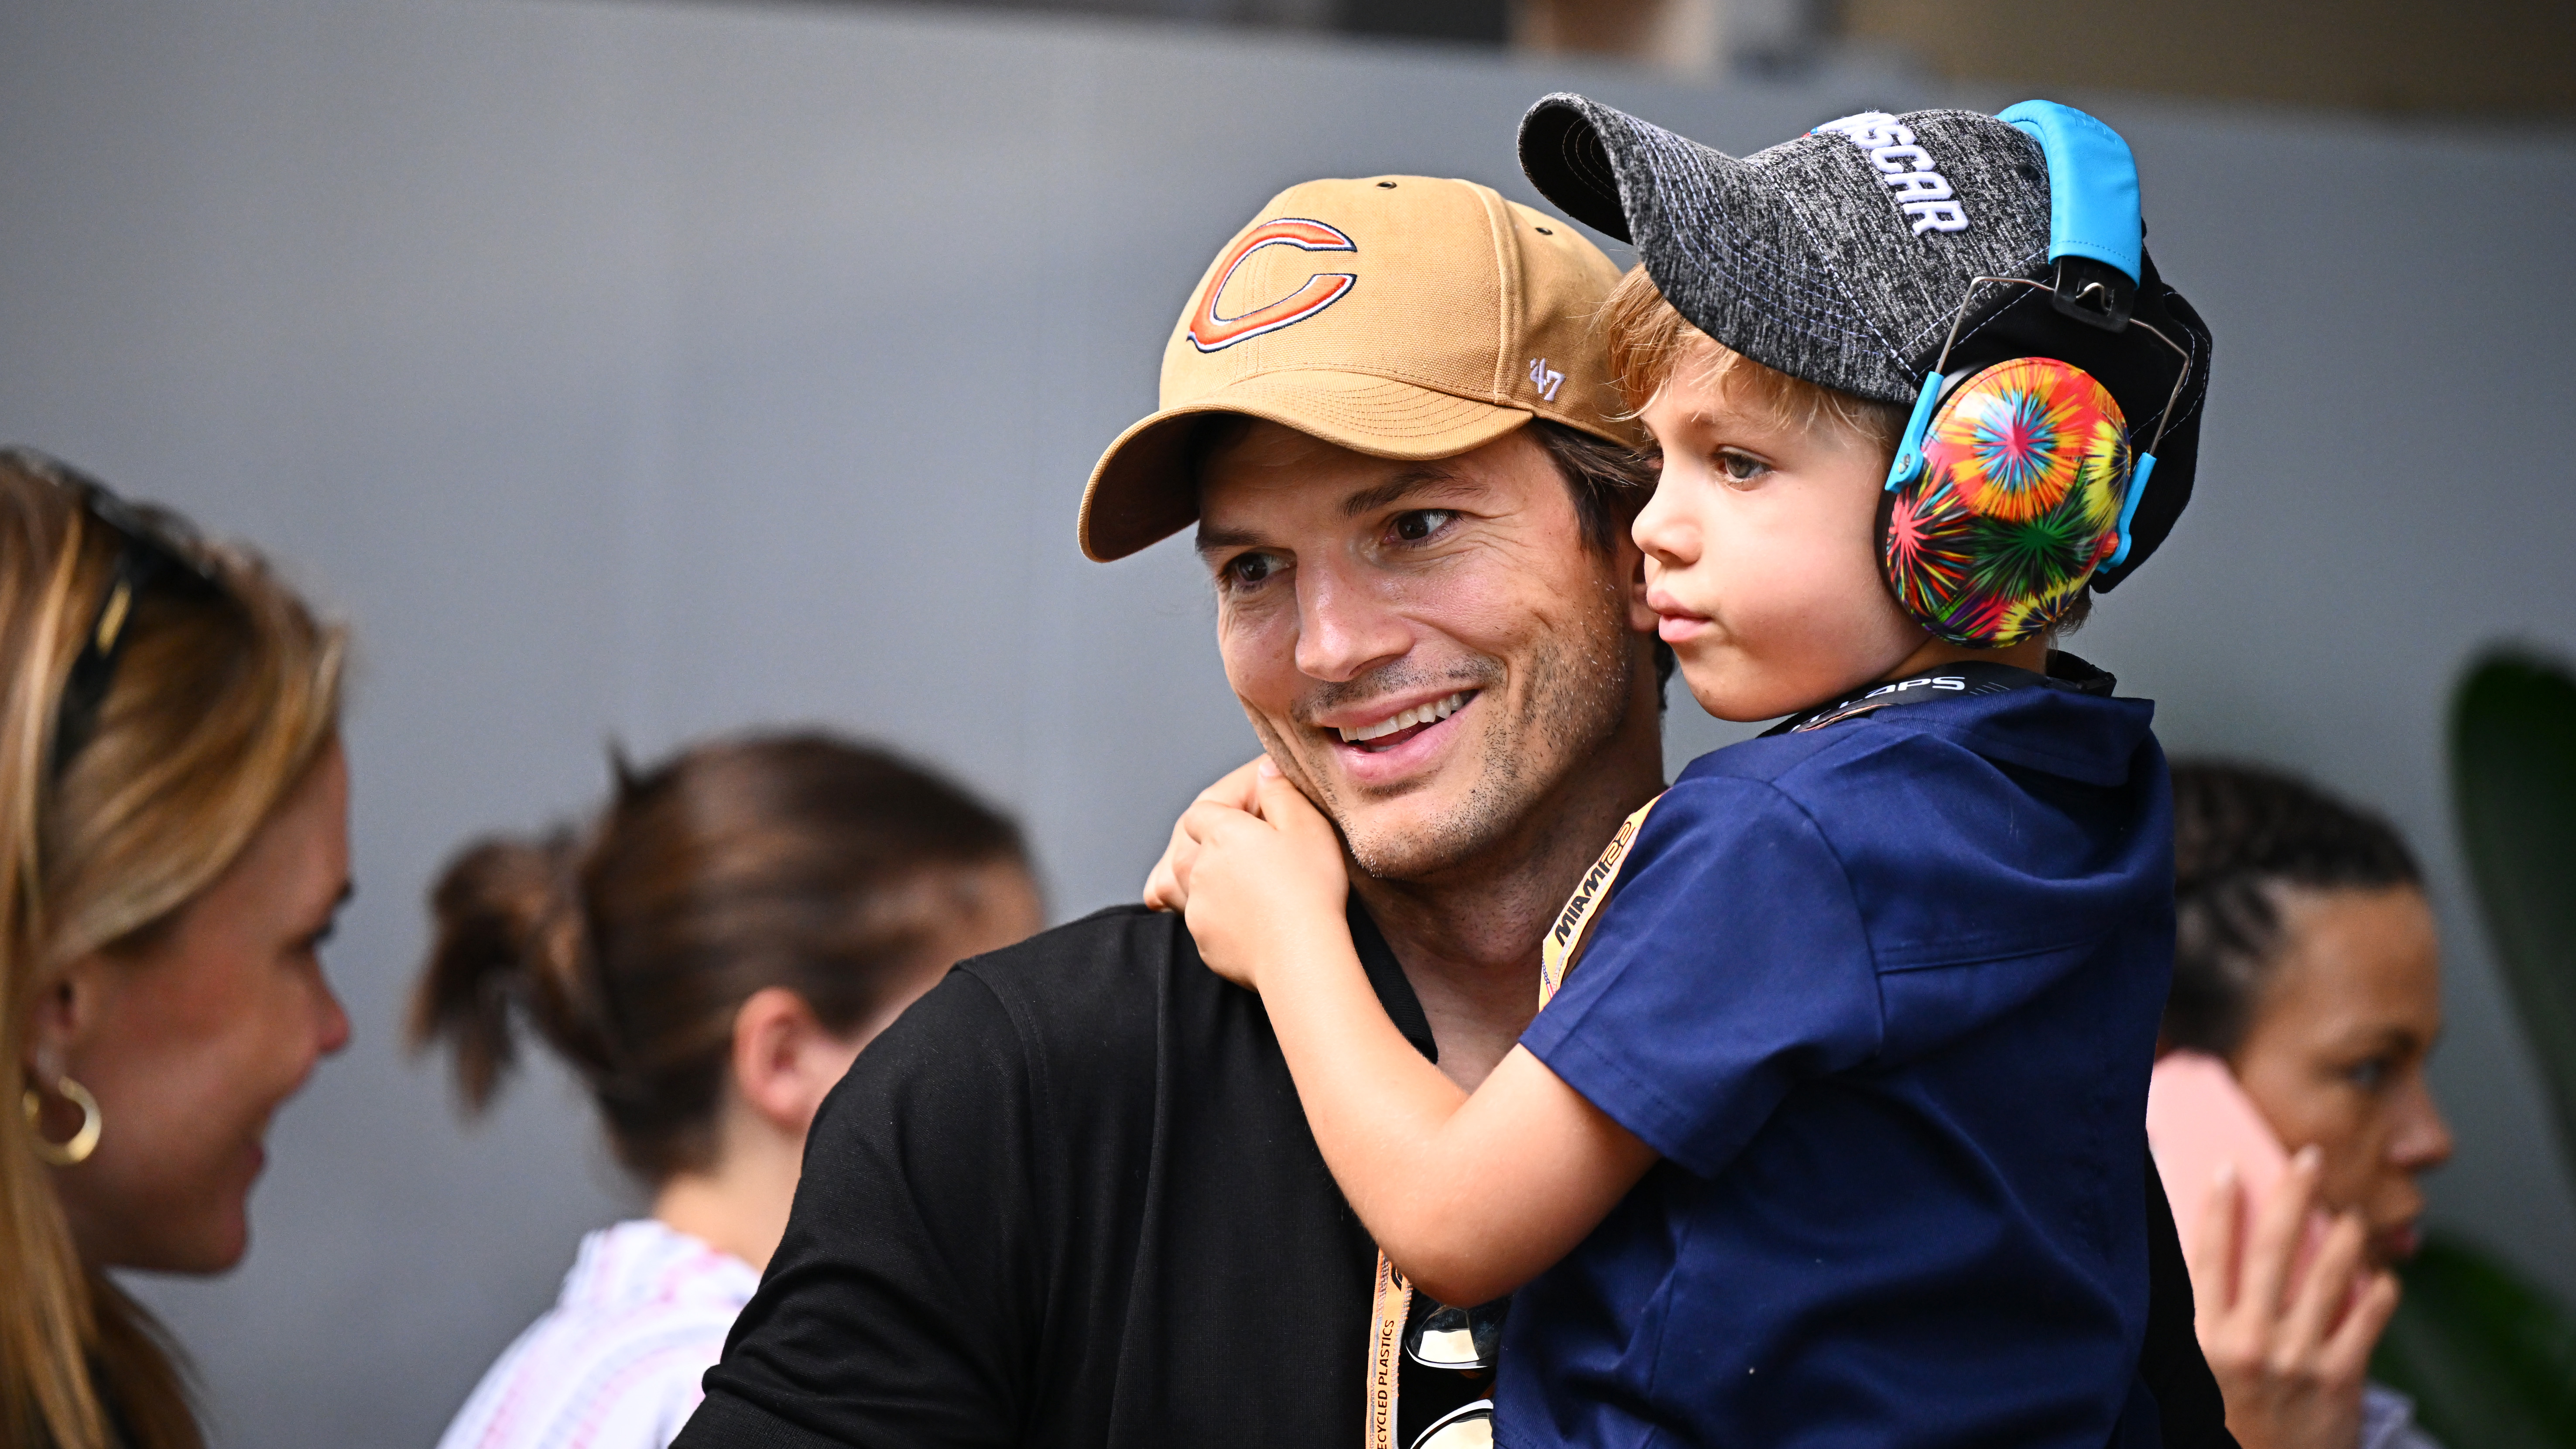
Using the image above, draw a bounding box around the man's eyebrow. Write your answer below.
[1192,470,1491,556]
[1193,525,1261,558]
[1339,468,1490,519]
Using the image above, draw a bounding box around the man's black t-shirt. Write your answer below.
[676,901,2232,1449]
[678,902,1428,1448]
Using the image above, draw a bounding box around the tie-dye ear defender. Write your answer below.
[1880,357,2132,647]
[1877,101,2191,649]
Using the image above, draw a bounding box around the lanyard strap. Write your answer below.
[1365,1250,1410,1449]
[1772,659,2052,736]
[1538,795,1662,1010]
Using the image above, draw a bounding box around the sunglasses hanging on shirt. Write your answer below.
[1399,1296,1508,1449]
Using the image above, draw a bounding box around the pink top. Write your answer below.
[435,1220,760,1449]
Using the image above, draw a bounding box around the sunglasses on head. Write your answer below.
[7,449,226,782]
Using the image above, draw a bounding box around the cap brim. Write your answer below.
[1518,95,1639,244]
[1077,370,1532,562]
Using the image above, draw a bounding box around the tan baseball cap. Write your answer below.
[1078,175,1641,562]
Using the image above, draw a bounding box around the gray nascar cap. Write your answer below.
[1516,92,2212,588]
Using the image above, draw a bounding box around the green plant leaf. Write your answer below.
[2371,1229,2576,1448]
[2449,649,2576,1184]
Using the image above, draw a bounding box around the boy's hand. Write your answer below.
[1143,758,1265,914]
[1173,760,1350,993]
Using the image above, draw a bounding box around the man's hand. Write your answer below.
[2187,1146,2400,1449]
[1166,760,1350,994]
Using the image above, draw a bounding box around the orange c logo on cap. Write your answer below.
[1187,218,1357,353]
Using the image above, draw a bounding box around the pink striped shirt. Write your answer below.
[435,1220,760,1449]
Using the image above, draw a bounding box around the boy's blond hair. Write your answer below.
[1600,267,2093,634]
[1601,266,1907,453]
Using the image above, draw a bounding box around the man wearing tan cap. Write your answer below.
[676,177,1665,1449]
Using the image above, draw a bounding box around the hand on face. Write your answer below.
[2186,1147,2400,1449]
[37,745,353,1274]
[1631,361,1926,721]
[1160,758,1351,995]
[2184,883,2449,1449]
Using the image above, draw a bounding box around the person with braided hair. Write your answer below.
[2152,760,2455,1449]
[411,733,1041,1449]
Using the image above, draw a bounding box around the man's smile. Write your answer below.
[1333,689,1475,749]
[1307,686,1484,786]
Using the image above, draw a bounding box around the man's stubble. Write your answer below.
[1268,578,1641,886]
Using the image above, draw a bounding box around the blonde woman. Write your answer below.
[2,449,350,1449]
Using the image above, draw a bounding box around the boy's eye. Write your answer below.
[2345,1057,2392,1093]
[1387,510,1458,545]
[1716,450,1771,484]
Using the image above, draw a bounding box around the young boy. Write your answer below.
[1166,97,2213,1448]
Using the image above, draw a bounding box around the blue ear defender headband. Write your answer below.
[1877,102,2194,646]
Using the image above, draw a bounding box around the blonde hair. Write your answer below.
[0,450,346,1449]
[1601,265,1907,451]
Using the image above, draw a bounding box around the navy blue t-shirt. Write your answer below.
[1502,670,2174,1449]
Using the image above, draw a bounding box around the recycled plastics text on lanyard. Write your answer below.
[1361,658,2057,1448]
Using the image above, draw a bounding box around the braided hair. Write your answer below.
[2165,760,2421,1058]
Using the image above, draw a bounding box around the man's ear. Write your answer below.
[1619,534,1658,636]
[727,987,853,1138]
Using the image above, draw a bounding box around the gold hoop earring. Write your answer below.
[22,1076,102,1166]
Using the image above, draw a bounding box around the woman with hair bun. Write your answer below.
[1,449,351,1449]
[414,733,1042,1449]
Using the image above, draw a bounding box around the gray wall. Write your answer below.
[0,2,2570,1443]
